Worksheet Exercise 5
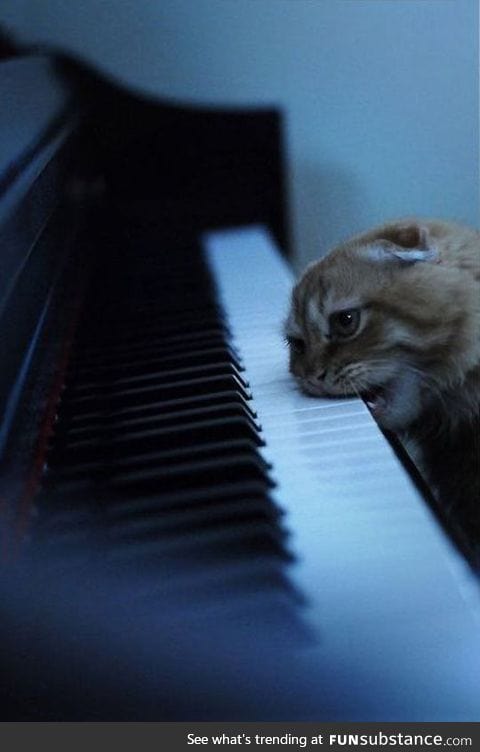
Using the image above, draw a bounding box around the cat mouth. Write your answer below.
[299,377,399,422]
[360,371,423,431]
[360,383,391,418]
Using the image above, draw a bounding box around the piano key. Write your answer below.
[38,489,281,536]
[103,524,292,568]
[68,331,232,370]
[58,373,252,411]
[43,437,266,483]
[55,388,256,428]
[51,400,259,442]
[71,325,230,362]
[43,454,274,501]
[37,488,281,547]
[65,346,244,389]
[62,359,248,397]
[37,476,275,518]
[96,480,277,517]
[46,415,265,464]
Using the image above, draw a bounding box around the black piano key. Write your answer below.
[34,488,288,563]
[37,490,281,537]
[65,347,245,390]
[111,514,287,553]
[35,493,282,553]
[101,454,273,494]
[108,495,282,533]
[46,415,265,466]
[136,569,300,608]
[102,525,293,572]
[57,374,252,413]
[72,322,229,354]
[102,480,277,517]
[50,401,260,445]
[37,478,274,517]
[63,361,249,401]
[35,503,277,544]
[43,437,267,484]
[53,389,257,431]
[68,344,240,378]
[69,329,231,370]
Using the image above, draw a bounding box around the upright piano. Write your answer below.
[0,53,479,721]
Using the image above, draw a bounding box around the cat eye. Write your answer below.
[286,335,305,355]
[329,308,361,338]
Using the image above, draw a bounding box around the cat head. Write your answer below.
[286,220,478,431]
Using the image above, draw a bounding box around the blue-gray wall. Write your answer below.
[2,0,478,270]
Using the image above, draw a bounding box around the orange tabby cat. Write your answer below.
[286,219,480,562]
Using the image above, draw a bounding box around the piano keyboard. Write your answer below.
[28,218,305,638]
[17,221,480,720]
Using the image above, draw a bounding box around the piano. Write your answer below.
[0,52,479,721]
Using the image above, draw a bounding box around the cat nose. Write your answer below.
[315,369,327,382]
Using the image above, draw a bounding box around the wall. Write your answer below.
[1,0,478,271]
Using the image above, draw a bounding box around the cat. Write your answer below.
[285,218,480,565]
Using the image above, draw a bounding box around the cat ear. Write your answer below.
[360,224,439,264]
[384,223,429,250]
